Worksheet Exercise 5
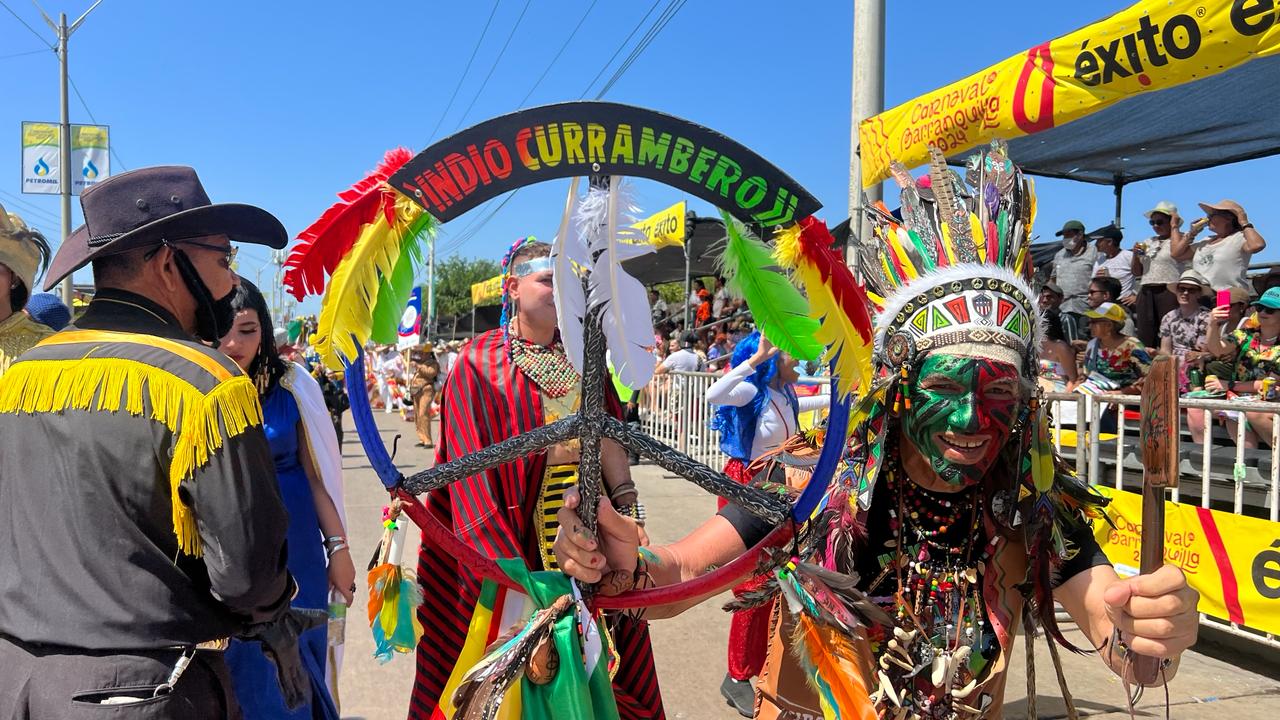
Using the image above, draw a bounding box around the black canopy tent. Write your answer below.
[947,51,1280,225]
[620,215,727,285]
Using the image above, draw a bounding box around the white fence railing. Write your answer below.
[639,373,1279,651]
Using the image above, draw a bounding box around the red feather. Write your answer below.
[282,147,414,300]
[796,216,874,344]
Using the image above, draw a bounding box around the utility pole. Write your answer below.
[848,0,885,268]
[36,0,101,308]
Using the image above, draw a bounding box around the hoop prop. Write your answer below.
[314,101,869,611]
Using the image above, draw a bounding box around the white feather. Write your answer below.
[551,178,588,371]
[586,178,657,390]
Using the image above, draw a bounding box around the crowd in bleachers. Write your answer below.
[1037,199,1277,448]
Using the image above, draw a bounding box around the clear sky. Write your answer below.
[3,0,1277,316]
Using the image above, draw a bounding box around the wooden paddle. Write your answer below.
[1132,354,1179,684]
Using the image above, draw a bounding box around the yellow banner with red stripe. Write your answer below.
[858,0,1280,187]
[1092,486,1280,636]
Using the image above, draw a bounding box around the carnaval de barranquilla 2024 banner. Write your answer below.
[858,0,1280,186]
[1092,486,1280,636]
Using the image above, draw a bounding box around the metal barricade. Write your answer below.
[1044,390,1280,650]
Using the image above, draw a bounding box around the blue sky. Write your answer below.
[3,1,1277,315]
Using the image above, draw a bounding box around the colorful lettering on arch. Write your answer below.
[390,102,820,228]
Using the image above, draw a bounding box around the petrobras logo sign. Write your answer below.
[21,122,59,195]
[21,122,110,195]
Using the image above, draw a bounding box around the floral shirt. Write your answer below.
[1083,335,1153,389]
[1224,327,1280,381]
[1158,307,1209,358]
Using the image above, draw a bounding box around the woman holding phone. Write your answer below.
[1192,287,1280,448]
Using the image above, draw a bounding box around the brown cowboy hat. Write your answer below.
[44,165,287,290]
[1196,199,1247,228]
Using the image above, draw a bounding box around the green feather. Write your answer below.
[717,211,822,361]
[370,213,434,344]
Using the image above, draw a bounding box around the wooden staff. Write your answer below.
[1132,354,1179,684]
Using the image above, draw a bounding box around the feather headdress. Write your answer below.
[852,140,1109,654]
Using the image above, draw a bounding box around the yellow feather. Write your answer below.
[969,212,986,262]
[891,228,919,280]
[315,193,424,369]
[774,225,873,398]
[939,222,958,265]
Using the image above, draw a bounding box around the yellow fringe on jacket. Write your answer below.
[0,357,263,557]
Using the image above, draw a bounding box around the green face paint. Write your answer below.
[900,353,1022,487]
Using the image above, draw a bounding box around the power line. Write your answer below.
[577,0,662,99]
[0,189,61,225]
[595,0,686,98]
[0,0,52,48]
[68,74,127,170]
[451,0,532,134]
[0,47,50,60]
[436,0,680,258]
[425,0,501,144]
[517,0,598,107]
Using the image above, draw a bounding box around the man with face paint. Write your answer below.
[0,167,319,718]
[552,145,1200,719]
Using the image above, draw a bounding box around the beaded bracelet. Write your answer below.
[615,502,646,526]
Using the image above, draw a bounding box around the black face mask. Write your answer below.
[169,246,237,346]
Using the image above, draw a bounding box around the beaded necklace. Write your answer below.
[864,451,1000,719]
[509,335,580,399]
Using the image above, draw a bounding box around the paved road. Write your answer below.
[335,412,1279,719]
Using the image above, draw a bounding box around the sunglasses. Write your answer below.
[1175,286,1200,294]
[1149,218,1169,226]
[174,238,238,268]
[1259,307,1280,315]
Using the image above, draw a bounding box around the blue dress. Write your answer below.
[226,384,339,719]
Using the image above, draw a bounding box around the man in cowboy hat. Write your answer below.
[0,204,54,376]
[0,166,321,718]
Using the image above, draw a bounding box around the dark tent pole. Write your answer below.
[683,210,695,330]
[1113,175,1124,227]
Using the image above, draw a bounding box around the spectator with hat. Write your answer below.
[0,204,54,377]
[1072,301,1152,432]
[0,166,317,716]
[1132,201,1192,347]
[1159,270,1212,391]
[1182,199,1266,291]
[24,292,71,331]
[1089,223,1136,307]
[1050,219,1095,342]
[1192,286,1280,448]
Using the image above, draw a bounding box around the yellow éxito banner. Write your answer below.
[859,0,1280,187]
[470,275,504,307]
[1093,486,1280,636]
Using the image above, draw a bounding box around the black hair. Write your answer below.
[1043,308,1066,343]
[1090,276,1122,302]
[91,249,145,288]
[230,277,287,395]
[9,279,28,312]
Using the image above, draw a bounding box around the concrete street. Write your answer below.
[336,412,1278,719]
